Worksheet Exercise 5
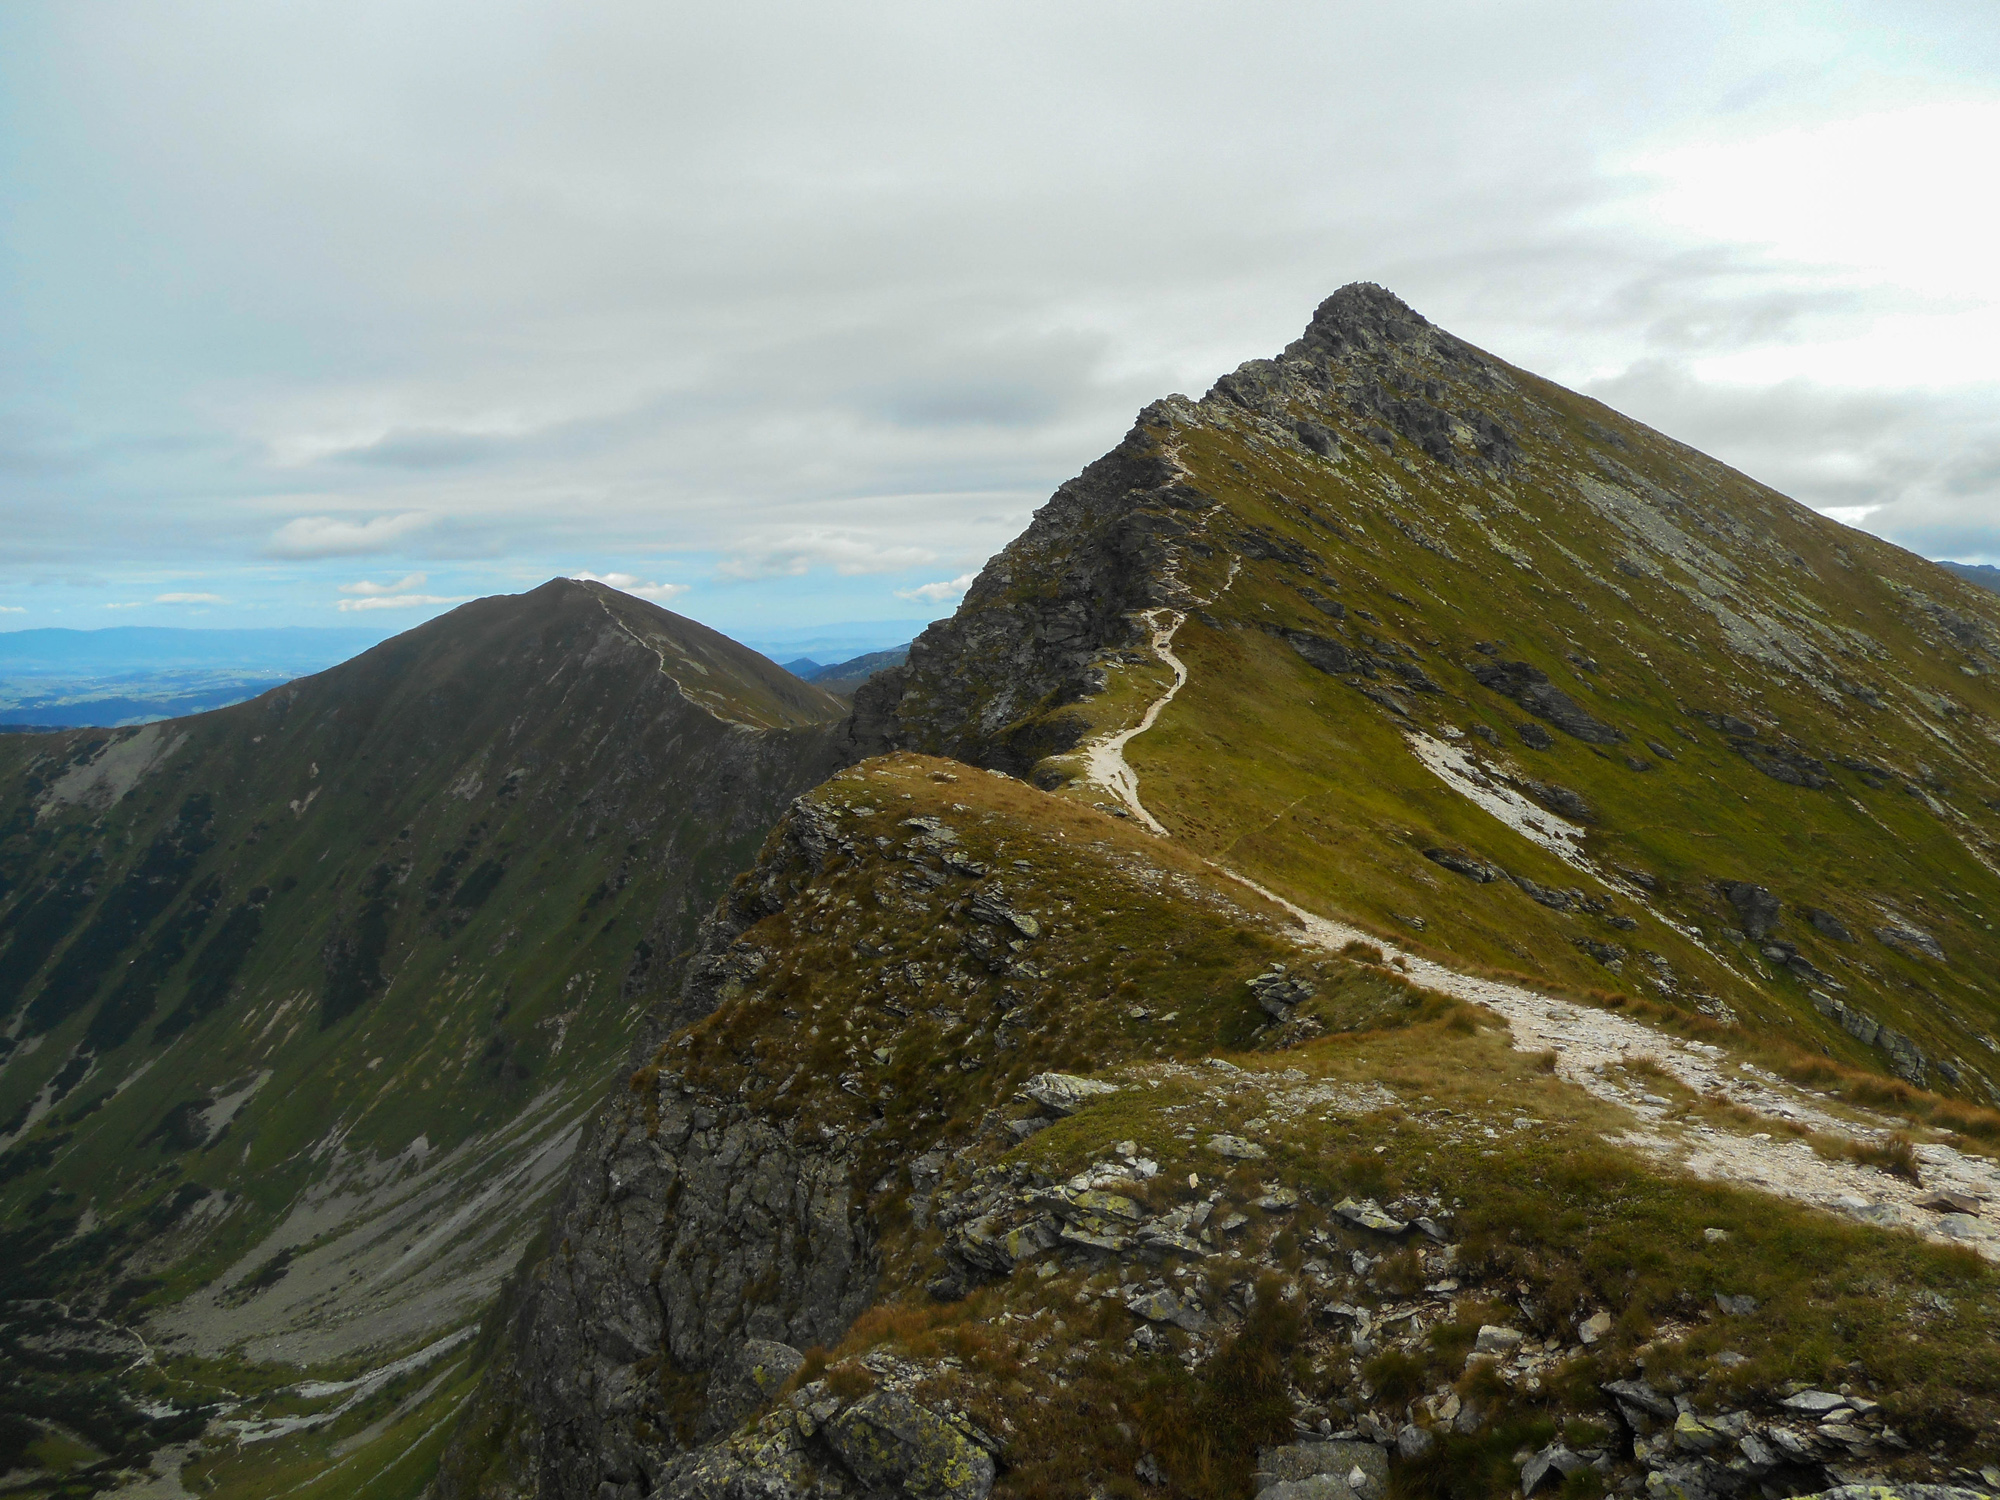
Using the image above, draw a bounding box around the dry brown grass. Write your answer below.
[1757,1042,2000,1146]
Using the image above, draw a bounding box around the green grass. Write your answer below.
[601,756,2000,1498]
[935,364,2000,1112]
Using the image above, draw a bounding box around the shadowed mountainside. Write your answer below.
[0,579,846,1496]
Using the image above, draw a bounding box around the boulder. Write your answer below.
[1521,780,1595,823]
[1468,659,1625,744]
[1734,740,1835,789]
[1395,1424,1435,1459]
[1295,420,1340,457]
[1717,882,1782,940]
[968,888,1040,937]
[1332,1197,1407,1235]
[823,1389,995,1500]
[1603,1378,1675,1423]
[1126,1287,1213,1333]
[1423,847,1505,883]
[652,1416,820,1500]
[1254,1440,1388,1498]
[1875,923,1946,962]
[1251,965,1318,1017]
[704,1339,807,1435]
[1016,1072,1119,1115]
[1207,1134,1268,1160]
[1521,1444,1588,1495]
[1779,1389,1850,1416]
[1286,631,1355,675]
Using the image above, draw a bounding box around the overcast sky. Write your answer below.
[2,2,1995,655]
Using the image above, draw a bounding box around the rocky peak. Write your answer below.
[1293,280,1434,358]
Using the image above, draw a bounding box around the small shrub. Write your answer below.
[792,1346,829,1389]
[823,1361,876,1400]
[1135,1275,1305,1500]
[1848,1133,1922,1183]
[1426,1321,1478,1370]
[1363,1347,1426,1403]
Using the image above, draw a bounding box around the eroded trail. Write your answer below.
[1084,598,1999,1259]
[1222,867,2000,1260]
[1081,608,1190,836]
[1083,557,1237,832]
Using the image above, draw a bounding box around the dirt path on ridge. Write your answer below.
[1082,599,2000,1260]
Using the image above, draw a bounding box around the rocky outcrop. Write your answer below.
[845,407,1218,777]
[1809,989,1931,1084]
[518,1077,878,1499]
[1466,659,1625,745]
[645,1359,999,1500]
[505,804,886,1500]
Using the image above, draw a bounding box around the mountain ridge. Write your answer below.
[853,282,2000,1100]
[446,287,2000,1500]
[8,288,2000,1500]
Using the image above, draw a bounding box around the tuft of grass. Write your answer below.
[1133,1275,1305,1500]
[1362,1346,1426,1404]
[1846,1132,1923,1183]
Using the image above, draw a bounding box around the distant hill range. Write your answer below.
[0,625,390,729]
[0,625,386,672]
[1940,560,2000,594]
[780,643,911,695]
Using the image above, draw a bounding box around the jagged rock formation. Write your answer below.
[512,805,882,1499]
[846,418,1216,776]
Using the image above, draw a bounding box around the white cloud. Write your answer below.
[11,5,2000,609]
[338,572,428,596]
[717,533,937,582]
[154,591,228,604]
[103,601,144,610]
[1819,506,1883,528]
[335,592,469,612]
[268,513,433,559]
[570,570,689,602]
[895,572,976,604]
[0,606,24,614]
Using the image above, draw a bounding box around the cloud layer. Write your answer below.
[2,1,1997,633]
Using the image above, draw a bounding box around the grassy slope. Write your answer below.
[0,580,845,1496]
[966,312,2000,1105]
[551,753,1998,1499]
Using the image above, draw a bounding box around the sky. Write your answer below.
[2,2,1997,657]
